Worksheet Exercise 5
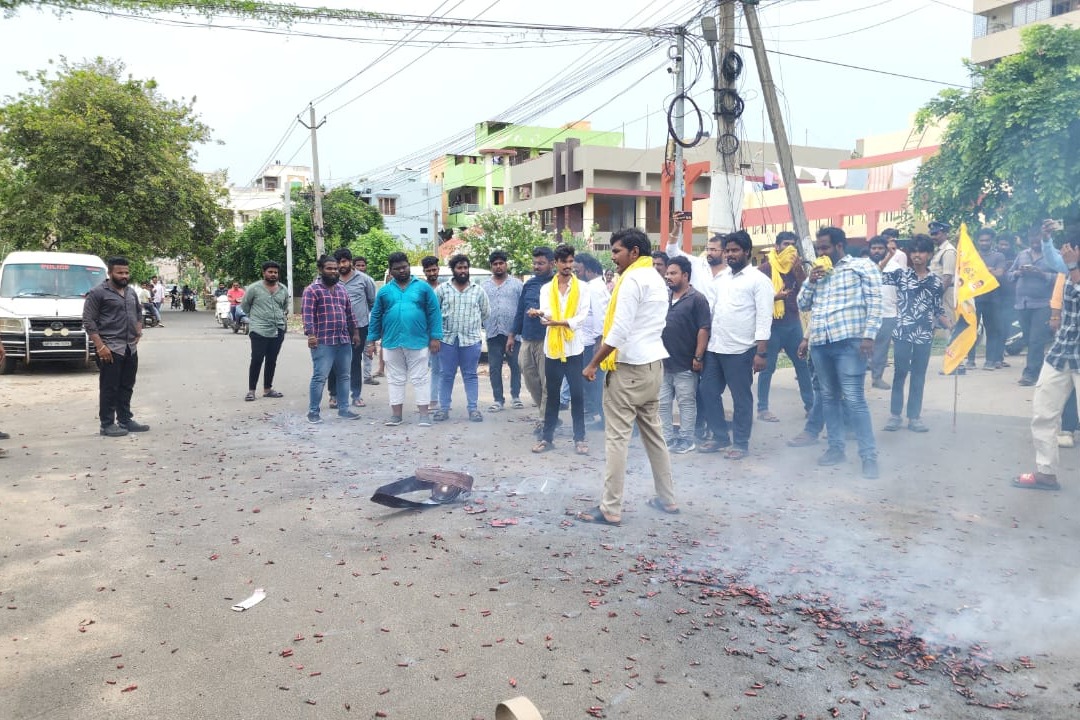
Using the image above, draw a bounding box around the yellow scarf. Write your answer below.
[545,275,580,362]
[768,245,798,319]
[600,256,654,372]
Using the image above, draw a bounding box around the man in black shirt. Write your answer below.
[659,256,711,454]
[83,256,149,437]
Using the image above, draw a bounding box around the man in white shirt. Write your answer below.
[580,229,678,525]
[699,231,775,458]
[574,252,611,427]
[869,232,907,389]
[531,244,592,455]
[665,233,727,293]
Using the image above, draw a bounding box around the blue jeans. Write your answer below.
[757,321,814,413]
[439,340,482,413]
[583,343,605,418]
[329,326,367,403]
[813,339,876,460]
[310,343,352,415]
[486,334,521,405]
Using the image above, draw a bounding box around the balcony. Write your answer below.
[448,203,481,216]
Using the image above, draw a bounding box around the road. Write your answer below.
[2,307,1079,719]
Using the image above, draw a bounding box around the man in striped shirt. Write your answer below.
[434,254,490,423]
[797,226,882,479]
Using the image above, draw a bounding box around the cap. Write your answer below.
[928,221,951,234]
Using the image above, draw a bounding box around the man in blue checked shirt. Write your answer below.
[797,226,883,480]
[434,254,490,423]
[302,255,361,425]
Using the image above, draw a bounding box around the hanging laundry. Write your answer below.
[827,169,847,188]
[867,164,893,192]
[890,158,922,189]
[845,168,869,190]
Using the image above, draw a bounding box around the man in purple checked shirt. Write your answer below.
[302,254,361,424]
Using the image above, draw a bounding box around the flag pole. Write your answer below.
[953,373,958,431]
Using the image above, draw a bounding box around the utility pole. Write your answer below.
[702,3,744,237]
[672,27,686,240]
[284,188,295,313]
[432,209,439,256]
[742,1,811,254]
[719,1,738,176]
[299,104,327,258]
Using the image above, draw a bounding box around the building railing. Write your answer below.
[448,203,480,215]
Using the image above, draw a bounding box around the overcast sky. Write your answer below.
[0,0,973,187]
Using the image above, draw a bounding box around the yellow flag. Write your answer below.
[943,224,998,373]
[955,223,999,303]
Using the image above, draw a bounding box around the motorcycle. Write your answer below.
[181,289,197,312]
[231,308,250,335]
[142,303,160,328]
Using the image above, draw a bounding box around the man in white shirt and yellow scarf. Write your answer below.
[531,244,591,455]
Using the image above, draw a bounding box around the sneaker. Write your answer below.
[1018,377,1035,387]
[862,457,880,479]
[1058,432,1075,448]
[364,378,380,386]
[982,363,996,371]
[884,416,903,432]
[907,418,929,433]
[100,423,129,437]
[965,359,977,369]
[871,378,891,390]
[384,415,403,426]
[665,437,679,450]
[786,431,817,447]
[306,412,322,424]
[469,410,484,423]
[433,409,449,422]
[817,448,846,466]
[338,410,361,420]
[416,414,432,427]
[673,439,696,455]
[120,420,150,432]
[511,398,525,410]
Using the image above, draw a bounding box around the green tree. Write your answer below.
[323,185,383,245]
[912,24,1080,231]
[462,208,553,275]
[0,58,229,261]
[351,227,402,281]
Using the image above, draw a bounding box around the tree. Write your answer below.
[912,24,1080,231]
[0,58,230,261]
[323,186,383,245]
[461,208,553,275]
[350,227,402,281]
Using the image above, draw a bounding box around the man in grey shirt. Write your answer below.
[481,250,524,411]
[327,247,377,408]
[83,256,149,437]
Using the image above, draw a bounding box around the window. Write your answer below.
[263,176,279,192]
[1014,0,1052,26]
[378,197,397,216]
[420,227,429,235]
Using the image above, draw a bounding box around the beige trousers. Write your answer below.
[519,339,547,411]
[1032,361,1080,475]
[599,361,676,518]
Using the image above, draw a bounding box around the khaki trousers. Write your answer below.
[519,339,547,411]
[600,361,676,518]
[1032,361,1080,475]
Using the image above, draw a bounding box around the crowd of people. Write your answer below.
[17,220,1071,513]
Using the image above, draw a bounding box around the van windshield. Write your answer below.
[0,263,106,299]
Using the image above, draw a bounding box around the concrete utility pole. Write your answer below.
[672,27,686,237]
[432,209,439,256]
[702,3,744,237]
[719,0,738,176]
[741,0,811,253]
[284,189,295,312]
[299,105,327,258]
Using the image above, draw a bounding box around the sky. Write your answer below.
[0,0,974,189]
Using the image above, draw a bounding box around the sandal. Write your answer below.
[263,389,283,398]
[245,391,256,402]
[532,440,553,453]
[724,448,747,460]
[577,506,620,526]
[1012,472,1062,491]
[757,411,780,422]
[328,397,338,409]
[575,441,589,456]
[511,399,525,410]
[646,496,680,515]
[352,398,366,407]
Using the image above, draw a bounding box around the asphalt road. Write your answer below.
[2,307,1079,719]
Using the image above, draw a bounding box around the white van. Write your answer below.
[0,251,108,373]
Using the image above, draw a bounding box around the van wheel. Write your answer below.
[1,356,17,375]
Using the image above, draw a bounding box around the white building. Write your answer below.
[226,163,313,231]
[357,171,443,252]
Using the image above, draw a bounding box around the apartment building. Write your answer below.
[429,120,623,230]
[226,163,312,231]
[972,0,1080,65]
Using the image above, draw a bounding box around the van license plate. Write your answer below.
[42,340,71,347]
